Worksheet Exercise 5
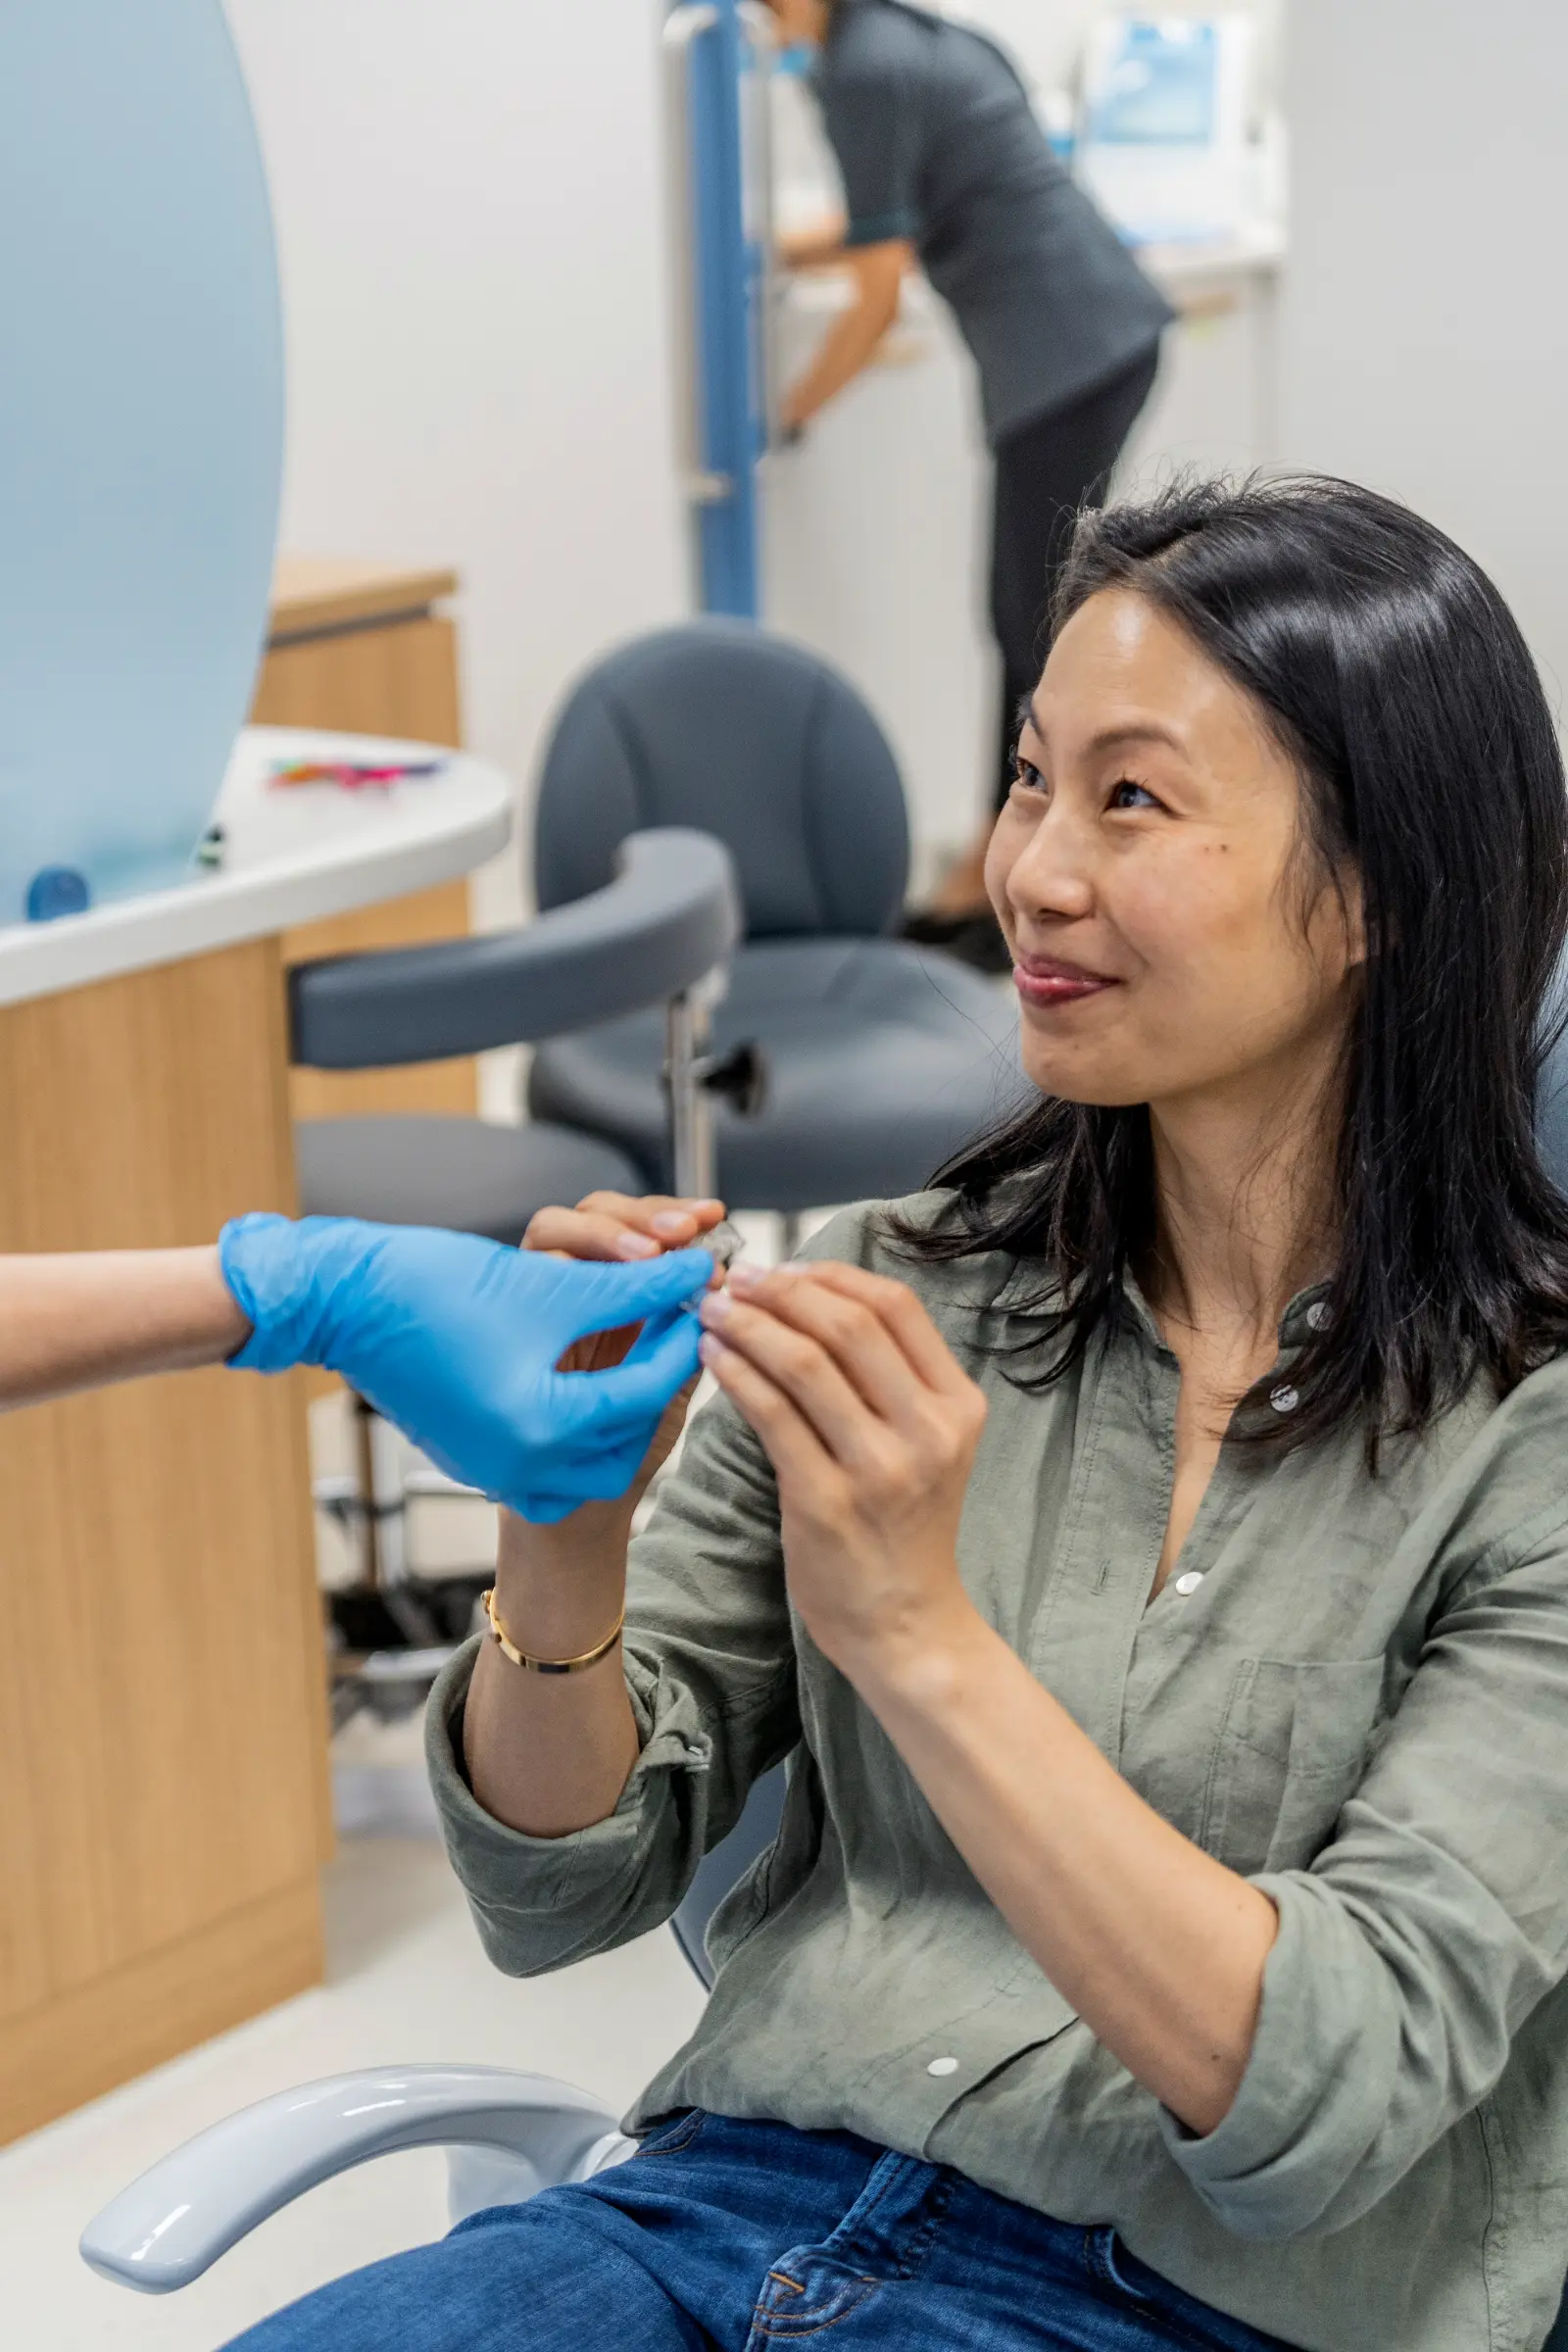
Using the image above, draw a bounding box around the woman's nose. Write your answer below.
[1004,807,1097,925]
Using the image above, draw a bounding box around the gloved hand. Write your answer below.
[218,1214,714,1524]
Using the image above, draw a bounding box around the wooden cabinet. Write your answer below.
[253,559,481,1120]
[0,565,495,2142]
[0,729,511,2145]
[0,943,327,2142]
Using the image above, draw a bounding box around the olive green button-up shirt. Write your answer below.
[428,1196,1568,2352]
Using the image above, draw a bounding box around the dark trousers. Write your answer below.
[990,344,1162,809]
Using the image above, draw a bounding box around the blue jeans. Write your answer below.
[225,2110,1296,2350]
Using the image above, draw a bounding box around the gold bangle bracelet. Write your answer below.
[481,1586,625,1677]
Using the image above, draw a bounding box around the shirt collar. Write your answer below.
[987,1258,1333,1359]
[1117,1274,1332,1358]
[1277,1282,1334,1351]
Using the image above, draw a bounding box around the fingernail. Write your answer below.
[614,1232,660,1258]
[700,1290,732,1326]
[699,1332,727,1366]
[728,1260,764,1294]
[652,1211,693,1238]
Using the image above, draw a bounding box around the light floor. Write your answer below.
[0,1815,707,2349]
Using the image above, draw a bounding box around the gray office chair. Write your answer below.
[291,826,742,1241]
[527,620,1022,1216]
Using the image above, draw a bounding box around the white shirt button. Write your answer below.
[1305,1301,1331,1332]
[926,2056,959,2078]
[1173,1570,1204,1595]
[1270,1383,1300,1415]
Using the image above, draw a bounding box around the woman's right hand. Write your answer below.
[463,1188,732,1838]
[520,1190,731,1520]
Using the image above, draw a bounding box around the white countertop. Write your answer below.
[781,217,1285,346]
[0,727,513,1009]
[1139,220,1286,289]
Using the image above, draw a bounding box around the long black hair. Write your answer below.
[898,474,1568,1452]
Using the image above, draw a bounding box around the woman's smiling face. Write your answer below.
[986,589,1364,1112]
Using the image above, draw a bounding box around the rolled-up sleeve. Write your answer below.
[1160,1508,1568,2239]
[426,1383,799,1979]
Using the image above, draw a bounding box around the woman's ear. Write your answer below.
[1339,867,1369,973]
[1304,861,1368,985]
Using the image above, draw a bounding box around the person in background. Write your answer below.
[767,0,1173,970]
[0,1208,724,1525]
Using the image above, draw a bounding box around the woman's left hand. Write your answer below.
[698,1259,988,1677]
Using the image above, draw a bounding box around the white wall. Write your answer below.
[1280,0,1568,712]
[958,0,1100,93]
[223,0,688,916]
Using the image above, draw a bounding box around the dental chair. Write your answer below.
[75,1743,1568,2350]
[79,1765,788,2297]
[76,1023,1568,2340]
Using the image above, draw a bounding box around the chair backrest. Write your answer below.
[1538,972,1568,1196]
[670,1763,787,1989]
[533,620,910,941]
[1547,2282,1568,2352]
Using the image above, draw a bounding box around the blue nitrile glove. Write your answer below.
[218,1214,713,1525]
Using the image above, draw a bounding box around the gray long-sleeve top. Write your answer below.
[428,1197,1568,2352]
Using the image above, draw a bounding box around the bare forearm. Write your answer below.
[783,294,899,427]
[0,1247,248,1408]
[853,1602,1278,2134]
[462,1507,640,1838]
[778,215,847,270]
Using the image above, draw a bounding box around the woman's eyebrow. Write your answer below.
[1026,704,1188,759]
[1087,721,1187,755]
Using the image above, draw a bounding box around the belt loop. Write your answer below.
[1102,2229,1143,2299]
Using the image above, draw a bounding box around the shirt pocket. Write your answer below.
[1200,1656,1388,1877]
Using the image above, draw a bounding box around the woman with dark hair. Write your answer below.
[236,476,1568,2352]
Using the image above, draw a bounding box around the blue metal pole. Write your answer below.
[688,0,762,617]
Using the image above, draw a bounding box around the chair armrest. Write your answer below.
[79,2065,628,2294]
[290,827,741,1070]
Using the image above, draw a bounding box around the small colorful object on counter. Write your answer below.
[268,757,449,791]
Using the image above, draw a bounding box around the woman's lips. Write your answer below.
[1011,952,1118,1007]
